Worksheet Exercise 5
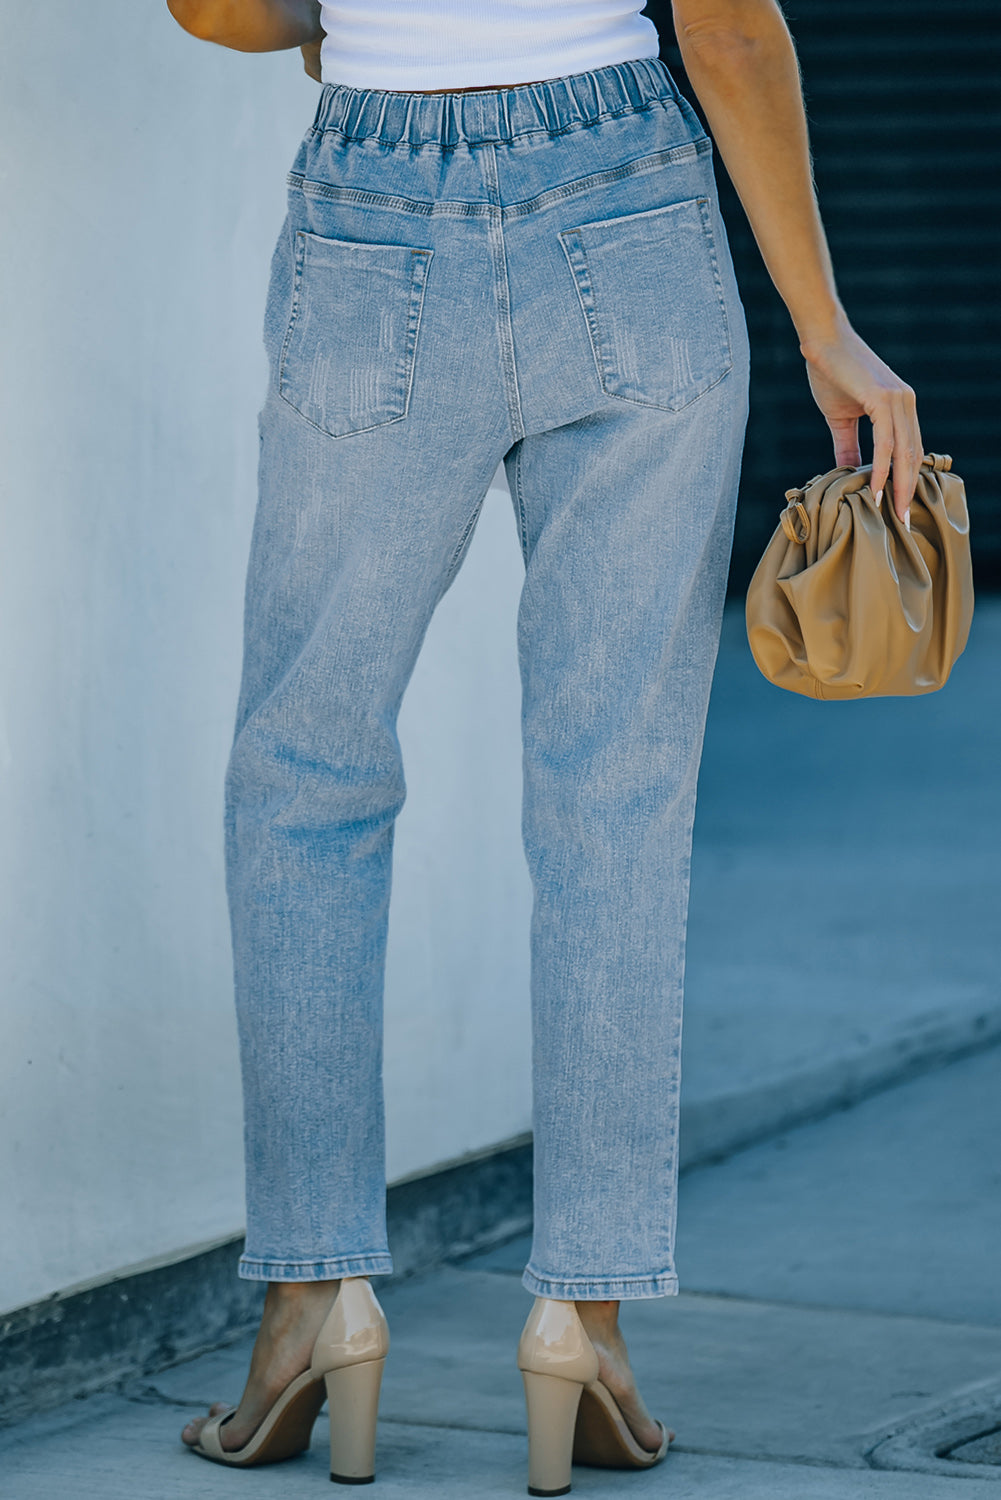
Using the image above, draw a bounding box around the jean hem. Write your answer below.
[521,1266,679,1300]
[238,1252,394,1282]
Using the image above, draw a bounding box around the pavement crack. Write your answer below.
[671,1444,865,1471]
[676,1287,1001,1331]
[117,1382,209,1411]
[379,1415,524,1436]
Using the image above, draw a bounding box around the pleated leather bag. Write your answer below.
[745,453,974,699]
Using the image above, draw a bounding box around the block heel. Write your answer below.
[326,1357,385,1484]
[522,1368,585,1496]
[516,1295,672,1495]
[188,1276,390,1475]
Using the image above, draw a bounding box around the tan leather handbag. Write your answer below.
[745,453,974,699]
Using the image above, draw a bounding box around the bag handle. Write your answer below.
[780,498,811,543]
[778,454,952,544]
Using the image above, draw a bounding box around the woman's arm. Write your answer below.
[166,0,322,51]
[301,36,323,80]
[672,0,921,518]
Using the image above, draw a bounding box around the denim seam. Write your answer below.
[401,249,435,425]
[443,495,486,584]
[285,137,711,222]
[559,228,608,400]
[288,177,486,218]
[504,138,711,220]
[239,1253,394,1281]
[558,196,735,416]
[239,1252,394,1265]
[276,227,309,411]
[509,446,531,566]
[481,143,526,442]
[522,1266,680,1298]
[694,193,735,378]
[525,1278,681,1290]
[277,235,434,439]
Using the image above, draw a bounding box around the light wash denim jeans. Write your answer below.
[225,55,749,1300]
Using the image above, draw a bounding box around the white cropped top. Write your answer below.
[318,2,661,92]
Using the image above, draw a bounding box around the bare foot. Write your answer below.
[575,1301,670,1453]
[181,1279,340,1453]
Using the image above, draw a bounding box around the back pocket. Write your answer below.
[559,197,732,414]
[278,230,433,438]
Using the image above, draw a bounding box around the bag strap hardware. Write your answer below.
[780,500,811,544]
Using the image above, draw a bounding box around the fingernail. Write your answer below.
[875,489,883,507]
[904,509,911,531]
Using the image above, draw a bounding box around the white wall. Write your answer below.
[0,1,532,1314]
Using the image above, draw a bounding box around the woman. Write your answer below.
[168,0,921,1490]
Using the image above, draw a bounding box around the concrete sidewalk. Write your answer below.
[679,592,1001,1164]
[3,1044,1000,1495]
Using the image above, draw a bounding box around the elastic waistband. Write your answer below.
[310,56,680,150]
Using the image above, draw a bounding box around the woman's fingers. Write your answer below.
[890,387,922,523]
[802,324,922,520]
[869,400,894,507]
[871,385,920,522]
[826,414,862,471]
[861,383,921,522]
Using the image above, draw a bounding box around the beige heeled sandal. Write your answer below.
[191,1275,389,1483]
[517,1297,672,1496]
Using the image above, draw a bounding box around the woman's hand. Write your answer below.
[301,37,322,81]
[800,318,922,522]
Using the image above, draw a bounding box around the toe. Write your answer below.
[180,1417,204,1447]
[180,1403,235,1448]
